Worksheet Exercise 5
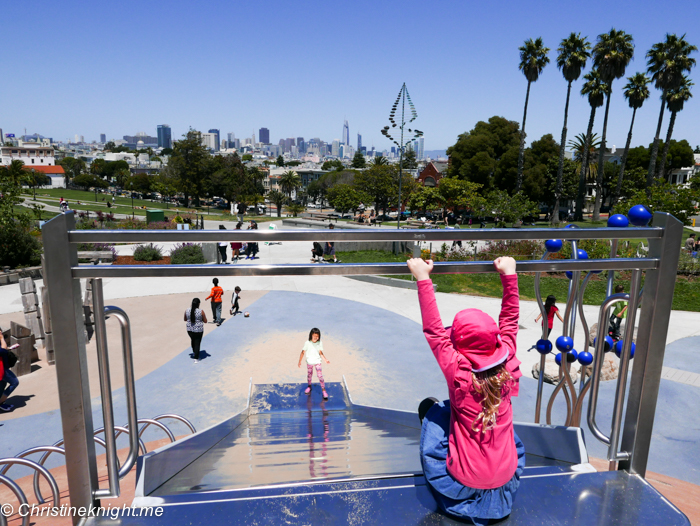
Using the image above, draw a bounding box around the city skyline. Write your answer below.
[1,1,698,152]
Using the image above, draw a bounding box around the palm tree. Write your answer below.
[591,29,635,221]
[267,190,287,218]
[657,76,694,180]
[553,33,591,225]
[516,37,550,192]
[575,70,609,220]
[646,34,697,187]
[371,155,389,166]
[613,73,651,205]
[278,170,301,198]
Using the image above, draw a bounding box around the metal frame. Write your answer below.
[41,211,682,517]
[619,212,683,476]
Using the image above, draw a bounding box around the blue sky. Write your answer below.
[1,0,698,152]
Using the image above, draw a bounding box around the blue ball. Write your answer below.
[578,351,594,366]
[555,351,577,365]
[556,335,574,352]
[545,239,563,253]
[628,205,652,227]
[594,335,614,352]
[565,224,579,229]
[607,214,629,228]
[565,271,573,280]
[614,340,636,359]
[576,249,588,260]
[535,339,553,354]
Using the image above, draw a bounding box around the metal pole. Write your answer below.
[397,85,405,230]
[607,268,642,469]
[41,212,100,522]
[619,212,684,477]
[91,279,120,499]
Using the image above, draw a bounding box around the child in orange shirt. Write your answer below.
[206,278,224,326]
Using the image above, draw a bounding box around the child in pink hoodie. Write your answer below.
[407,256,525,524]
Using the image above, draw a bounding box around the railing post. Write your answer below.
[42,212,100,521]
[618,212,683,477]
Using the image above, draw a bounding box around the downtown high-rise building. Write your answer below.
[342,120,349,145]
[357,133,362,152]
[157,125,172,149]
[227,132,235,145]
[100,133,106,143]
[296,137,305,154]
[208,129,220,151]
[285,138,295,152]
[331,140,340,157]
[0,128,3,144]
[259,128,270,144]
[201,132,218,151]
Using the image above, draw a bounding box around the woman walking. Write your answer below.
[184,298,207,363]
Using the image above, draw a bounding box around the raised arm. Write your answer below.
[407,258,457,384]
[494,257,519,356]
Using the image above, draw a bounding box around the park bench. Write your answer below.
[77,251,114,264]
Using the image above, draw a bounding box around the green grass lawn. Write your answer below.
[23,189,231,217]
[337,250,700,312]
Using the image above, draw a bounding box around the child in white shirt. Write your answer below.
[298,328,330,399]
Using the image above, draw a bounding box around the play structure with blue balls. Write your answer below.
[594,335,614,353]
[555,350,578,365]
[535,339,553,354]
[556,336,574,352]
[545,239,563,253]
[578,351,594,366]
[607,214,629,229]
[614,340,636,359]
[628,205,652,227]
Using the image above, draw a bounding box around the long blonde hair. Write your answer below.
[471,364,513,433]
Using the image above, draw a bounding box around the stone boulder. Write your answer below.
[532,356,580,385]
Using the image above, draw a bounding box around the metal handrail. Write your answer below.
[91,278,119,499]
[608,269,643,467]
[71,257,660,279]
[152,414,197,435]
[0,458,61,510]
[587,294,632,445]
[102,306,140,480]
[93,427,147,458]
[67,226,663,243]
[115,419,176,443]
[533,250,549,423]
[0,473,28,526]
[2,446,66,505]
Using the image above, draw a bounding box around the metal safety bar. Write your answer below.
[71,258,659,279]
[0,457,61,509]
[0,473,28,526]
[68,226,662,243]
[103,306,140,480]
[91,278,120,499]
[587,293,634,445]
[533,251,549,423]
[608,269,643,467]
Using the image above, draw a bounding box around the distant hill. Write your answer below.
[424,150,447,160]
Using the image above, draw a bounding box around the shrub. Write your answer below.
[0,225,42,268]
[170,243,206,264]
[476,240,544,261]
[133,243,164,262]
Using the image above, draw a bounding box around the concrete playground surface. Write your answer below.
[0,219,699,521]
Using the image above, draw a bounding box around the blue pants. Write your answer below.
[420,400,525,524]
[1,369,19,398]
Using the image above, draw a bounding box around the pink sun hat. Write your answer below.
[446,308,508,372]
